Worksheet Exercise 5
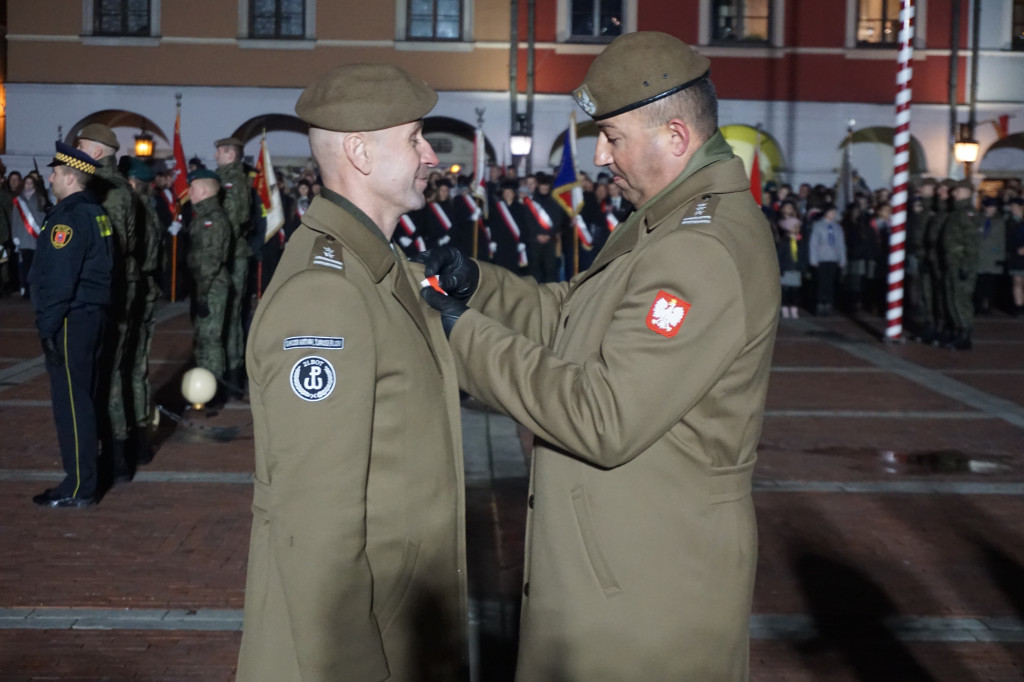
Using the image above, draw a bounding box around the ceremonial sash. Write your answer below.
[461,194,482,222]
[429,202,452,232]
[399,215,427,252]
[497,202,528,266]
[15,197,41,238]
[575,214,593,249]
[523,197,553,231]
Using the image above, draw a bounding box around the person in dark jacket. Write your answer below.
[31,142,113,508]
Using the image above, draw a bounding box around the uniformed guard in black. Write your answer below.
[31,142,113,508]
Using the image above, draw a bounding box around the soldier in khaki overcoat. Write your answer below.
[236,64,467,681]
[419,32,780,680]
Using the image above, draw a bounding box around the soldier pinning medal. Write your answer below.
[417,31,780,680]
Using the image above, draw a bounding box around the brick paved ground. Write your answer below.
[1,292,1023,681]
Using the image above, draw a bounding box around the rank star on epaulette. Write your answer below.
[681,194,719,226]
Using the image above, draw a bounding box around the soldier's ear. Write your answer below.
[344,133,372,176]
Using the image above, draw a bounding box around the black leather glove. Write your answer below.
[196,298,211,318]
[958,268,969,281]
[420,286,468,338]
[413,246,479,302]
[41,335,63,367]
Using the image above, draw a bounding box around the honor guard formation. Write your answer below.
[1,26,1022,682]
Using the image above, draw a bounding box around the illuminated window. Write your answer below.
[570,0,623,41]
[407,0,463,40]
[94,0,151,36]
[250,0,306,39]
[711,0,772,44]
[857,0,900,45]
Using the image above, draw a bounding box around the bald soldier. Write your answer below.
[419,32,780,680]
[236,64,467,681]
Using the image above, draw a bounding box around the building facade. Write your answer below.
[2,0,1023,190]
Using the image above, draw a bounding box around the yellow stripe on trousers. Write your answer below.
[62,318,82,498]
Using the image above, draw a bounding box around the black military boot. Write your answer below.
[111,438,134,484]
[131,426,154,466]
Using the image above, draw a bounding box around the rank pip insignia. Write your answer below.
[646,290,691,337]
[50,224,73,249]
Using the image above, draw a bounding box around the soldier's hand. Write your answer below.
[413,246,479,302]
[41,335,64,367]
[420,285,468,338]
[196,299,211,318]
[958,268,969,281]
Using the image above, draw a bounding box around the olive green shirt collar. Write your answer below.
[304,187,397,282]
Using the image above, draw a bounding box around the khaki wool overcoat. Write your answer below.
[236,190,467,682]
[449,133,780,681]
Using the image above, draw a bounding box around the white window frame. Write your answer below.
[82,0,161,45]
[239,0,316,45]
[845,0,928,49]
[698,0,785,48]
[396,0,473,43]
[556,0,636,43]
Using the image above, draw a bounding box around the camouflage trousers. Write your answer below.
[944,269,976,332]
[130,276,160,429]
[104,280,136,441]
[193,268,230,379]
[225,252,249,373]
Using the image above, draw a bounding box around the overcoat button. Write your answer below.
[523,582,530,597]
[528,494,535,508]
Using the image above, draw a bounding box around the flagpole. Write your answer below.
[886,0,915,342]
[171,93,182,302]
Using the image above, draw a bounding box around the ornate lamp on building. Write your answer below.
[134,129,154,158]
[953,123,979,176]
[509,113,533,159]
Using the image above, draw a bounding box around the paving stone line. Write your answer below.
[788,319,1024,430]
[3,607,1021,643]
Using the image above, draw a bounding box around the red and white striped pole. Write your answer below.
[886,0,915,341]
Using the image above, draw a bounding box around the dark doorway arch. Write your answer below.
[231,114,309,144]
[64,109,170,147]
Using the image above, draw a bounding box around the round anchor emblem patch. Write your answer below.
[290,356,336,402]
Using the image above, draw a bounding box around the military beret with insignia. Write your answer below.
[295,63,438,133]
[47,141,98,175]
[215,137,243,149]
[573,31,711,121]
[76,123,120,152]
[127,157,154,182]
[188,168,221,184]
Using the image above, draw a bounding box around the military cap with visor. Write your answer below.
[48,141,98,175]
[295,63,438,132]
[572,31,711,121]
[76,123,121,152]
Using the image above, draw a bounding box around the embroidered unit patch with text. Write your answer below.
[646,291,691,337]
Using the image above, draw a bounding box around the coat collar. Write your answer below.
[575,131,746,285]
[302,188,396,283]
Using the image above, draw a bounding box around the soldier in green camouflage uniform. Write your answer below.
[77,123,139,480]
[941,180,980,350]
[187,169,232,379]
[907,177,935,338]
[921,179,952,343]
[127,159,162,464]
[214,137,252,395]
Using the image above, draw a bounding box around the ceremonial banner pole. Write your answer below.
[886,0,915,341]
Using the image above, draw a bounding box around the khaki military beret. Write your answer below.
[295,63,438,133]
[573,31,710,121]
[215,137,243,148]
[77,123,120,152]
